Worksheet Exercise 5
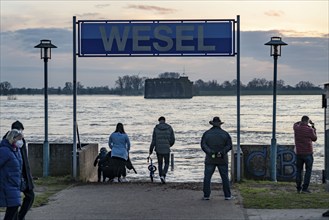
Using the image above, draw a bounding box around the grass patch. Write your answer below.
[235,180,329,209]
[0,176,74,213]
[32,176,75,207]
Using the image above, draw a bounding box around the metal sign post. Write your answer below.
[72,16,241,181]
[324,83,329,189]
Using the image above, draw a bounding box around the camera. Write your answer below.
[309,120,315,127]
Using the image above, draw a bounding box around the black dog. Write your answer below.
[101,151,137,182]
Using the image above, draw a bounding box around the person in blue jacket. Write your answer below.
[3,120,35,220]
[108,123,131,182]
[0,129,24,220]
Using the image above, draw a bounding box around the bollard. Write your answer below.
[171,153,174,171]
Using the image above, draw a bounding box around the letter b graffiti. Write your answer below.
[277,148,296,180]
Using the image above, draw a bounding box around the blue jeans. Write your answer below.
[156,153,170,177]
[296,154,313,191]
[203,163,231,198]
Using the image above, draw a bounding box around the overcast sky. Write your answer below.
[0,0,328,89]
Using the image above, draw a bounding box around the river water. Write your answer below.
[0,95,325,182]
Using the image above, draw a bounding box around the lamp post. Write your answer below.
[265,36,287,181]
[34,39,57,177]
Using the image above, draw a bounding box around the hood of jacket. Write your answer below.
[0,138,14,151]
[155,122,171,130]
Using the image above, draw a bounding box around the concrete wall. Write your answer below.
[231,144,296,181]
[28,143,98,181]
[231,151,244,182]
[29,142,298,182]
[77,143,98,182]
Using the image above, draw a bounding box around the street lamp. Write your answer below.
[265,36,287,181]
[34,39,57,177]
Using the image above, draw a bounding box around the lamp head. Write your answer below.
[265,36,287,56]
[34,39,57,59]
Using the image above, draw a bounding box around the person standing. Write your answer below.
[293,115,317,193]
[108,123,131,183]
[149,116,175,184]
[2,121,35,220]
[93,147,108,182]
[201,117,233,200]
[0,129,24,220]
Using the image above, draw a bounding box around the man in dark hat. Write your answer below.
[149,116,175,184]
[201,116,233,200]
[3,121,35,220]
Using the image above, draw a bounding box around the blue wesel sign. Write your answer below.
[78,20,234,57]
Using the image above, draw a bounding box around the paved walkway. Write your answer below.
[1,182,327,219]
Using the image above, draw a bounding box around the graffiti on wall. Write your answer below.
[245,146,267,177]
[241,145,296,181]
[277,146,296,179]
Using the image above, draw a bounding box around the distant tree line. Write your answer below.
[194,78,320,91]
[0,72,323,96]
[193,78,323,95]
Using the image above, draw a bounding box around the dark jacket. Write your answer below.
[93,150,107,167]
[21,139,34,191]
[3,132,34,191]
[201,126,232,165]
[150,122,175,154]
[0,139,23,207]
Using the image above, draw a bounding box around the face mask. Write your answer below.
[16,140,24,148]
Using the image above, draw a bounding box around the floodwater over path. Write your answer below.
[0,95,325,182]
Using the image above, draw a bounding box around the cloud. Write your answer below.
[0,27,328,88]
[126,4,177,14]
[95,4,110,9]
[1,28,71,54]
[264,10,285,17]
[240,31,328,85]
[75,13,101,19]
[268,29,327,38]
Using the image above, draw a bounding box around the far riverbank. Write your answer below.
[195,89,324,96]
